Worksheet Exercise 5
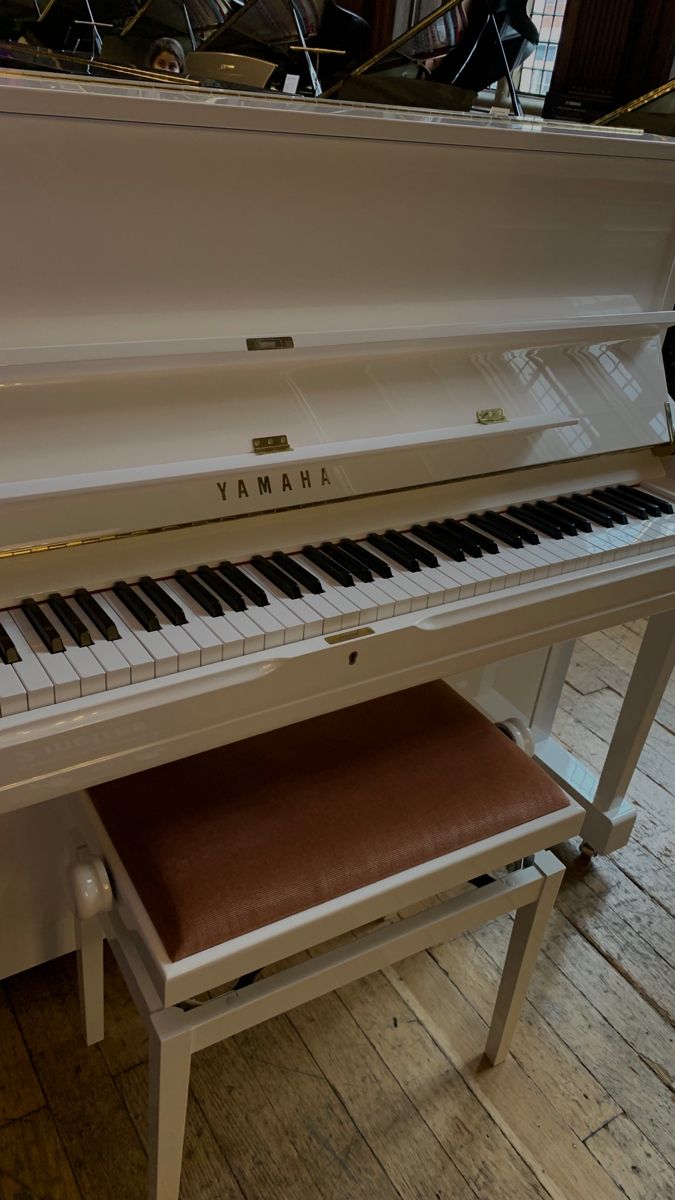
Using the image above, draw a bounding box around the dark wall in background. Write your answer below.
[544,0,675,121]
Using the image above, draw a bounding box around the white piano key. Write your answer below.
[47,611,106,696]
[86,636,132,690]
[350,578,397,620]
[355,544,430,611]
[404,534,478,597]
[102,592,178,678]
[93,595,155,682]
[166,580,245,659]
[367,574,413,615]
[1,614,55,709]
[158,581,225,663]
[287,555,370,627]
[238,601,286,648]
[149,619,202,671]
[131,588,203,671]
[296,590,344,634]
[240,567,321,641]
[9,608,81,703]
[219,609,267,653]
[0,662,28,717]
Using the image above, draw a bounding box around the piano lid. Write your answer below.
[1,73,674,548]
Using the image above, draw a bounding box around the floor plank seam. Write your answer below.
[582,1112,624,1144]
[561,918,674,1026]
[289,992,486,1200]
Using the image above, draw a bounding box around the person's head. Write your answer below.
[146,38,186,75]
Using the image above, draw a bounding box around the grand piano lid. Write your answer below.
[1,72,674,548]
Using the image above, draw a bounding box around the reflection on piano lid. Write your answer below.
[595,77,675,139]
[326,0,537,108]
[121,0,232,45]
[11,0,135,52]
[1,73,674,815]
[0,37,197,84]
[198,0,370,90]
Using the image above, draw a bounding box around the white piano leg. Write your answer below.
[536,609,675,856]
[76,915,105,1046]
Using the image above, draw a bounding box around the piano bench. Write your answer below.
[70,681,582,1200]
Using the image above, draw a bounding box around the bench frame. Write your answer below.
[69,789,582,1200]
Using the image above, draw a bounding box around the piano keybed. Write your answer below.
[2,484,673,718]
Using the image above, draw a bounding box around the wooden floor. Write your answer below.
[1,621,673,1200]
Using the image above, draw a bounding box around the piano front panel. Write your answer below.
[2,77,674,360]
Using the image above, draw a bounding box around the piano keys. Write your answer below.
[3,485,674,716]
[0,70,674,982]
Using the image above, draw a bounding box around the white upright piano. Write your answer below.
[1,72,675,980]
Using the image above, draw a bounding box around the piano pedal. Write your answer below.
[579,842,596,861]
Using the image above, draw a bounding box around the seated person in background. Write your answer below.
[146,37,186,75]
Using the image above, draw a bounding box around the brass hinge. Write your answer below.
[252,435,293,455]
[476,407,507,425]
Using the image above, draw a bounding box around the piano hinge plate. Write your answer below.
[476,407,507,425]
[252,435,293,455]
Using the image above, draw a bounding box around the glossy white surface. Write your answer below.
[1,73,674,983]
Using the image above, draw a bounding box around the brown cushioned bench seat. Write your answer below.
[90,682,571,962]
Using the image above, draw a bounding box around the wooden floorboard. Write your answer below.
[0,625,673,1200]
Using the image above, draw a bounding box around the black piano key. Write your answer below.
[301,545,354,587]
[535,500,584,534]
[584,491,630,524]
[20,599,64,653]
[385,530,438,568]
[174,570,223,617]
[113,581,161,632]
[271,552,324,594]
[489,511,540,545]
[320,543,374,584]
[47,593,93,646]
[139,577,188,626]
[341,538,393,578]
[428,523,471,561]
[597,487,652,519]
[251,556,303,600]
[74,589,120,641]
[196,565,247,611]
[466,514,524,550]
[217,562,269,607]
[507,505,563,540]
[556,495,614,529]
[365,533,420,572]
[617,484,673,515]
[411,524,465,562]
[0,623,20,665]
[441,519,489,557]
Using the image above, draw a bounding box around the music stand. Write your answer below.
[186,49,275,87]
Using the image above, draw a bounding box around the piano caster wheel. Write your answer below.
[68,853,113,920]
[496,717,535,757]
[579,842,596,861]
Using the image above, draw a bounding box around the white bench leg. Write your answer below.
[76,916,105,1046]
[484,850,564,1066]
[148,1011,192,1200]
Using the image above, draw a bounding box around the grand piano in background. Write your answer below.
[329,0,538,109]
[1,72,674,979]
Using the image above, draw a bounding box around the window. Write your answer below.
[519,0,568,97]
